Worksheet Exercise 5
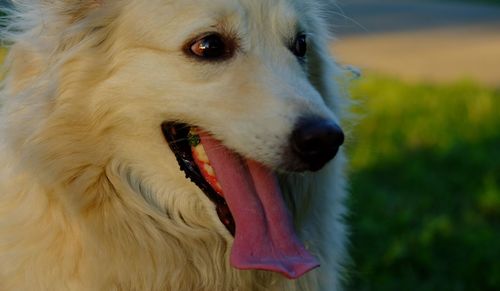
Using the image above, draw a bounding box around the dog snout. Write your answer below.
[290,117,344,172]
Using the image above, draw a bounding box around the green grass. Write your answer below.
[346,75,500,290]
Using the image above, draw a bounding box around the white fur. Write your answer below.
[0,0,349,290]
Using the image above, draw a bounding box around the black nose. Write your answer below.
[291,117,344,171]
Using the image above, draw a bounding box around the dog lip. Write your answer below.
[161,122,236,235]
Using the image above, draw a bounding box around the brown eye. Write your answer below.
[189,33,231,60]
[291,33,307,58]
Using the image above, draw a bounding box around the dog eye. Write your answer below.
[291,33,307,58]
[189,33,231,60]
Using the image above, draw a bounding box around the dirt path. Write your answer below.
[330,0,500,86]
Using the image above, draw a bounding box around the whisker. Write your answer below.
[328,4,368,34]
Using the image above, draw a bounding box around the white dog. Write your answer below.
[0,0,349,290]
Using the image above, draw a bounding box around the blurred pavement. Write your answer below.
[331,0,500,86]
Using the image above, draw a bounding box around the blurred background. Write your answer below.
[0,0,498,290]
[330,0,500,290]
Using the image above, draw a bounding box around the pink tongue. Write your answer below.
[199,132,320,279]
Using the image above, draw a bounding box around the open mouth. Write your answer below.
[161,122,320,279]
[161,123,235,235]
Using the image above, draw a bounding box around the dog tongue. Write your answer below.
[199,132,320,279]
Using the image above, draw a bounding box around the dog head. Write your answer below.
[82,0,345,169]
[2,0,346,280]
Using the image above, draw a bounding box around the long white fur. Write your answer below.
[0,0,349,290]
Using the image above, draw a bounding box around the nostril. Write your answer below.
[291,117,344,171]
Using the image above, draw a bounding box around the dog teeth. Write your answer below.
[203,164,215,176]
[194,144,210,163]
[190,128,224,196]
